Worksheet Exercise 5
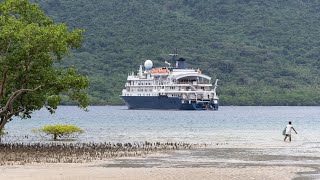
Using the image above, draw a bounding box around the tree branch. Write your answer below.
[4,85,42,113]
[7,107,25,117]
[0,117,8,131]
[0,107,24,130]
[0,85,41,131]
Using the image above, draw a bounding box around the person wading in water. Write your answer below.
[284,121,298,142]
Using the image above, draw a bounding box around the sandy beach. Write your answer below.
[0,163,315,180]
[0,145,319,180]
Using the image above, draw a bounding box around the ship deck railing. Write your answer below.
[177,82,211,84]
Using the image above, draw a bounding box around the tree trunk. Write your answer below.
[0,116,9,134]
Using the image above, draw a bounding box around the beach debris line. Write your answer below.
[0,141,202,165]
[32,124,84,140]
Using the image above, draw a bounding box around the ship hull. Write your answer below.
[121,96,218,110]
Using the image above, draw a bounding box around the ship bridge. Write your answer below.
[172,70,212,84]
[174,74,211,81]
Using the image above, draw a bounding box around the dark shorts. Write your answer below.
[285,134,291,137]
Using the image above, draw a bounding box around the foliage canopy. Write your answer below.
[0,0,88,131]
[35,124,84,140]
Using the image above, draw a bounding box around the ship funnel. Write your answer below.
[176,58,186,69]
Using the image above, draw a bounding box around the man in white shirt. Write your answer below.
[284,121,298,142]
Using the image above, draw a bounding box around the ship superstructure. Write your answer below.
[121,55,219,110]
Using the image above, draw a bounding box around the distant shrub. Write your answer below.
[34,124,84,140]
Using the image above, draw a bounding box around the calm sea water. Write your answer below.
[3,106,320,147]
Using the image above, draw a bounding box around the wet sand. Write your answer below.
[0,145,320,180]
[0,164,315,180]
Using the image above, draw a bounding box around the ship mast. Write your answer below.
[168,48,178,68]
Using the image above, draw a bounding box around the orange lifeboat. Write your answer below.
[151,69,169,74]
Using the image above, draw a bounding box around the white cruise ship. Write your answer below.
[121,54,219,110]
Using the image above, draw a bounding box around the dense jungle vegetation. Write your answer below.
[34,0,320,105]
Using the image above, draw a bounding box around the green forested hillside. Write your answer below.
[34,0,320,105]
